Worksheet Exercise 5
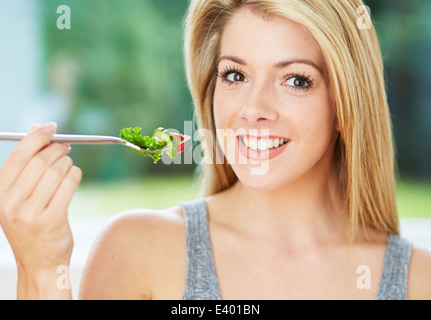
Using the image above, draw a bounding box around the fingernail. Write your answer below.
[43,121,57,134]
[29,124,41,132]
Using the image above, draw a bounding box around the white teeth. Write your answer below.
[249,138,258,151]
[260,139,268,151]
[241,136,288,151]
[267,139,273,149]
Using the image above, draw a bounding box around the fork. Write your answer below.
[0,132,191,154]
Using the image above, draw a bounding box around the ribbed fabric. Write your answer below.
[180,198,412,300]
[180,198,221,300]
[376,234,412,300]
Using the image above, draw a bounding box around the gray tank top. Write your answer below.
[179,198,413,300]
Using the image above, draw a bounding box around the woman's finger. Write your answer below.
[0,122,57,191]
[28,155,74,214]
[45,165,82,216]
[9,143,71,204]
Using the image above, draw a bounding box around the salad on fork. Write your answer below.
[0,126,190,164]
[119,126,187,163]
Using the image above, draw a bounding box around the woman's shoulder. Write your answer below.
[90,205,187,257]
[79,205,187,299]
[408,245,431,299]
[105,205,186,238]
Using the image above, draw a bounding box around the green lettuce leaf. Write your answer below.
[119,126,175,164]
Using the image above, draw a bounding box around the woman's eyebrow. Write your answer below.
[217,55,323,74]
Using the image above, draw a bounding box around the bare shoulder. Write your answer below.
[78,205,187,300]
[408,246,431,300]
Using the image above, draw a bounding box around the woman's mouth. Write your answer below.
[237,135,289,161]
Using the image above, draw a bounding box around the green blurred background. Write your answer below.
[0,0,430,217]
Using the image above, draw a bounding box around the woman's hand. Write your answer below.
[0,122,82,299]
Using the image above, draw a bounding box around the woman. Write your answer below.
[0,0,430,300]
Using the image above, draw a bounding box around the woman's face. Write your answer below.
[213,8,338,191]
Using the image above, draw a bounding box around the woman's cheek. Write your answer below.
[299,106,336,159]
[213,91,236,130]
[213,98,230,154]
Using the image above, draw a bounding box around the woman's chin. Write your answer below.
[231,159,309,192]
[235,169,288,192]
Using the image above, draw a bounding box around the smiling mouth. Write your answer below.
[239,135,290,152]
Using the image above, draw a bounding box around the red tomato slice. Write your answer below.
[170,133,185,153]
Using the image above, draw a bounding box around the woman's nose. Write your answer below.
[239,84,279,123]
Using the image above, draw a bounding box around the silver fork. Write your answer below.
[0,132,191,153]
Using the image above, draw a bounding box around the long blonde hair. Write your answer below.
[184,0,399,238]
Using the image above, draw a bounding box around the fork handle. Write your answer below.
[0,132,126,145]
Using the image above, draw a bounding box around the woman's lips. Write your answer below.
[237,135,289,161]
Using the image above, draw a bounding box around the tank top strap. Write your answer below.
[179,198,222,300]
[376,234,413,300]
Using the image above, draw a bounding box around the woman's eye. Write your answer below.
[218,67,249,86]
[226,72,247,83]
[285,76,310,88]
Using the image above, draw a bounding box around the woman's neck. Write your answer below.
[216,162,348,246]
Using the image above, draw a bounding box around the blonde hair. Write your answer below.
[184,0,399,238]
